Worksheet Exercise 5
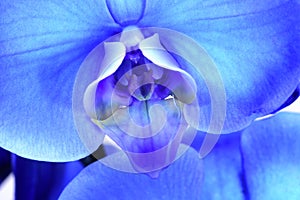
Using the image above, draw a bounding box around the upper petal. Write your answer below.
[140,0,300,133]
[105,0,146,26]
[0,0,120,161]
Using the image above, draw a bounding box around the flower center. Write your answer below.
[73,27,226,175]
[113,49,172,102]
[81,27,199,175]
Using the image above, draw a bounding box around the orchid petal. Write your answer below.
[0,0,120,161]
[105,0,146,27]
[271,85,300,114]
[59,147,203,200]
[139,0,300,133]
[241,112,300,199]
[192,132,245,199]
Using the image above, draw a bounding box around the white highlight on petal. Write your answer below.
[83,42,126,119]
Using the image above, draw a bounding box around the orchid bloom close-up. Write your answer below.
[0,0,300,199]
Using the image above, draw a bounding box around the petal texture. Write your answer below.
[13,155,83,200]
[0,0,120,161]
[271,84,300,113]
[105,0,146,26]
[241,112,300,199]
[59,148,203,200]
[140,0,300,133]
[192,132,245,200]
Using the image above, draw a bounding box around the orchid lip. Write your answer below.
[83,30,198,122]
[73,27,226,174]
[80,28,201,174]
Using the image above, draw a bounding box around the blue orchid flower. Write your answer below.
[0,147,83,199]
[0,0,300,198]
[0,0,299,163]
[57,112,300,199]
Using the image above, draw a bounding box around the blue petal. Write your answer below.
[139,0,300,133]
[59,148,203,200]
[271,84,300,114]
[0,148,11,184]
[12,155,83,200]
[192,132,245,200]
[0,1,121,161]
[241,112,300,199]
[105,0,146,26]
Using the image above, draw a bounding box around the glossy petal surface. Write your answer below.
[0,0,120,161]
[140,0,300,133]
[59,148,203,200]
[13,155,83,200]
[241,112,300,199]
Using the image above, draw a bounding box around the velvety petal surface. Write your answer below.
[241,112,300,199]
[0,147,11,184]
[192,132,245,199]
[0,1,121,161]
[12,155,83,200]
[59,148,203,200]
[139,0,300,133]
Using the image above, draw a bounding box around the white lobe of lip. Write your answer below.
[83,42,126,119]
[139,34,197,104]
[99,42,127,80]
